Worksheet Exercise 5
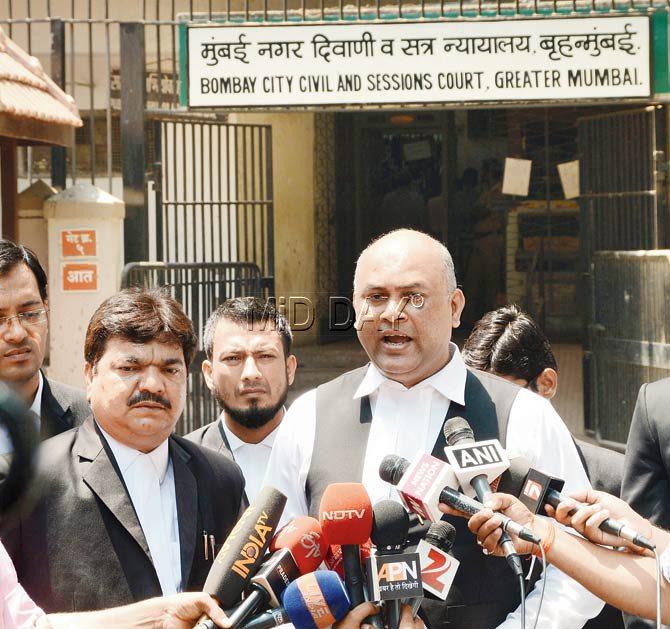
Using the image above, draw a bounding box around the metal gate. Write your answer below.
[150,117,275,286]
[579,105,669,448]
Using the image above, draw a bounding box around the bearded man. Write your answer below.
[186,297,296,504]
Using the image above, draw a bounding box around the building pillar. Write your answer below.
[44,183,125,387]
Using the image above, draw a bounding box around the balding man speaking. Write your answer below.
[263,229,603,628]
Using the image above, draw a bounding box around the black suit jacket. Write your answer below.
[4,417,245,613]
[621,379,670,629]
[185,420,232,459]
[40,377,89,439]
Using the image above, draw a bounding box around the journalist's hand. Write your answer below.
[546,488,653,552]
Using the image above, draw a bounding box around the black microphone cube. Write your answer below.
[518,469,565,514]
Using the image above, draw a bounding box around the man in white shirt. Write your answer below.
[263,228,604,628]
[3,288,245,613]
[0,240,88,453]
[186,297,296,504]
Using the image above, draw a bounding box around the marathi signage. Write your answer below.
[187,16,651,108]
[62,263,98,292]
[60,229,97,258]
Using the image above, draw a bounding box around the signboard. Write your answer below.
[62,263,98,292]
[187,16,651,108]
[60,229,97,258]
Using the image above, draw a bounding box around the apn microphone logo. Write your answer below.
[369,552,423,600]
[378,560,419,582]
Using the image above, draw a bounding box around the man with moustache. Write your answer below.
[263,229,604,628]
[187,297,296,503]
[4,288,244,613]
[0,240,88,450]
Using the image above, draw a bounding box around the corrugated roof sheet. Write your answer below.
[0,26,82,128]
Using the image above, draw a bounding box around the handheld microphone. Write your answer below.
[439,486,541,545]
[415,522,459,600]
[443,417,523,577]
[319,483,373,609]
[282,571,351,629]
[270,516,330,572]
[517,465,656,552]
[240,569,350,629]
[195,486,286,628]
[378,453,459,522]
[225,517,331,628]
[367,500,413,629]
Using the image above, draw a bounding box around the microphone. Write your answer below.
[439,486,541,545]
[367,500,414,629]
[225,517,331,628]
[379,453,459,522]
[517,464,656,552]
[442,417,523,577]
[270,516,330,572]
[415,522,459,600]
[282,571,351,629]
[240,569,350,629]
[223,548,300,628]
[319,483,373,609]
[195,486,286,628]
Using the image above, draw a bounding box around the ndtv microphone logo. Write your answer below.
[523,479,543,502]
[321,508,366,521]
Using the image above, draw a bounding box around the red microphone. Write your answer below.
[319,483,373,608]
[271,516,330,574]
[219,518,330,629]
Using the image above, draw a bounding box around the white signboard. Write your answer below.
[187,16,651,108]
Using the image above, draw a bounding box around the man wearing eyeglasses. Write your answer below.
[0,240,88,451]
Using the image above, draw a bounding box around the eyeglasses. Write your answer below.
[0,309,48,331]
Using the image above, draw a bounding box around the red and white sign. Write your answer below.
[62,263,98,292]
[61,229,97,257]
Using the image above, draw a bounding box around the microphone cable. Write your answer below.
[519,575,526,629]
[531,544,548,629]
[653,548,662,629]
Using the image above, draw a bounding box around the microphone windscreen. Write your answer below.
[270,516,329,574]
[283,571,350,629]
[443,416,474,446]
[319,483,372,545]
[378,454,410,486]
[370,500,410,548]
[425,521,456,553]
[203,485,287,608]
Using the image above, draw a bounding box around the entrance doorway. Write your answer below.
[334,107,601,342]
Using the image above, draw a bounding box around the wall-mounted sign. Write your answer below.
[61,229,97,258]
[62,263,98,292]
[187,16,650,109]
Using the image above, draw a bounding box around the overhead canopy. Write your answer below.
[0,25,82,146]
